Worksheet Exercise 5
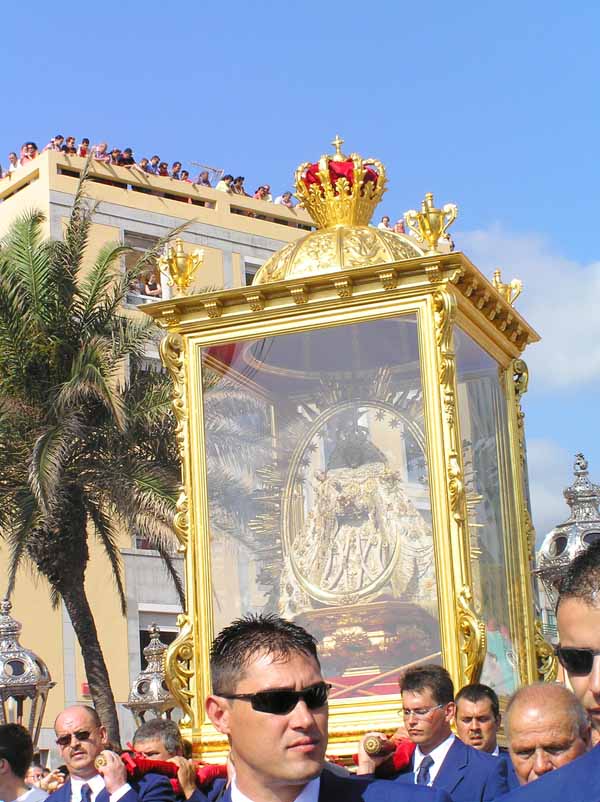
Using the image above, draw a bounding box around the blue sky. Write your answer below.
[2,0,598,537]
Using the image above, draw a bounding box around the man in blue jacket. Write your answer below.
[495,543,600,801]
[48,705,176,802]
[205,613,451,802]
[386,665,508,801]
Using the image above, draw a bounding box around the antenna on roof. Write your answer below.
[190,162,224,185]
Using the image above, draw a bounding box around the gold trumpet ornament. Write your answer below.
[404,193,458,255]
[158,239,204,297]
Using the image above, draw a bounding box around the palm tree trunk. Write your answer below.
[60,580,122,747]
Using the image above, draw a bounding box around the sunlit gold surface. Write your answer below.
[158,239,204,297]
[253,224,424,285]
[146,244,543,759]
[294,135,387,229]
[493,269,523,306]
[404,193,458,255]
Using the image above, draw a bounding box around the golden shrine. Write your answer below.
[143,137,556,759]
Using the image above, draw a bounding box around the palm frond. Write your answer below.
[77,243,132,328]
[55,338,126,429]
[29,415,85,514]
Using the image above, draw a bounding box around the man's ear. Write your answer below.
[206,695,232,736]
[445,702,456,724]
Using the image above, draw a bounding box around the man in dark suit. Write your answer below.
[455,684,518,789]
[205,614,451,802]
[48,705,175,802]
[385,666,507,801]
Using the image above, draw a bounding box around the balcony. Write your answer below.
[0,151,313,238]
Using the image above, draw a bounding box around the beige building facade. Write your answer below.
[0,151,311,760]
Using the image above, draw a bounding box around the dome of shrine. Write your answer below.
[252,136,424,285]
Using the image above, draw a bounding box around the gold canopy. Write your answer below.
[252,136,424,285]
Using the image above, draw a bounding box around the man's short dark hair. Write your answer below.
[132,718,182,756]
[399,664,454,705]
[210,614,320,695]
[455,683,500,719]
[0,723,33,778]
[557,542,600,609]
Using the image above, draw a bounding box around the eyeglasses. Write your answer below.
[56,728,97,747]
[401,703,446,720]
[556,646,600,676]
[220,681,331,715]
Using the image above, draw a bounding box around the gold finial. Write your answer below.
[331,134,345,162]
[294,138,387,229]
[403,193,458,255]
[158,239,204,297]
[492,269,522,305]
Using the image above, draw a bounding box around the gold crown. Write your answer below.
[294,135,387,229]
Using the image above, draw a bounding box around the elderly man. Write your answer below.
[505,683,590,785]
[132,719,199,802]
[48,705,176,802]
[0,724,47,802]
[205,613,451,802]
[496,543,600,801]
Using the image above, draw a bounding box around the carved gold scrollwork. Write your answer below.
[512,359,536,563]
[164,613,195,725]
[159,333,190,547]
[457,586,487,683]
[534,619,558,682]
[448,452,465,524]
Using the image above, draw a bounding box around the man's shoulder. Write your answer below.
[496,747,600,801]
[132,772,177,800]
[319,773,451,802]
[451,739,502,770]
[47,782,71,802]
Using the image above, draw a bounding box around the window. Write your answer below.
[243,257,263,286]
[123,232,163,306]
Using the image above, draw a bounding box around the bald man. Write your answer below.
[49,705,175,802]
[505,683,590,786]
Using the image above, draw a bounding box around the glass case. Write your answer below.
[201,315,440,700]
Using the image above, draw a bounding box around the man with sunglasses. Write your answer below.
[381,665,507,800]
[205,614,451,802]
[494,543,600,802]
[49,705,176,802]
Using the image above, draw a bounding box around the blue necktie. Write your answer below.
[416,755,434,786]
[80,784,92,802]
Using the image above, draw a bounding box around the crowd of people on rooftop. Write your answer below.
[0,135,296,206]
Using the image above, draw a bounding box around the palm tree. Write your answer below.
[0,171,184,745]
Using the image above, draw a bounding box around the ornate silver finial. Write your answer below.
[535,454,600,597]
[125,623,177,724]
[0,597,55,746]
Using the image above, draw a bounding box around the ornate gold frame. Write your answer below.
[146,250,554,758]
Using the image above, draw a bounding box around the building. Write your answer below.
[0,150,311,760]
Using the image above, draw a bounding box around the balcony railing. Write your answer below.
[0,151,313,233]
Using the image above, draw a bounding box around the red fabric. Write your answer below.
[302,159,378,195]
[391,739,416,771]
[119,751,227,793]
[352,738,416,773]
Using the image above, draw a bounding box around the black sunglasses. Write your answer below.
[220,681,331,715]
[56,728,96,747]
[556,646,600,676]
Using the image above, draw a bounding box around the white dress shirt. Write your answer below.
[491,745,500,757]
[231,776,320,802]
[413,734,455,786]
[70,773,131,802]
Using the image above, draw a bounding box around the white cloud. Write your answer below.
[526,437,573,543]
[458,225,600,389]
